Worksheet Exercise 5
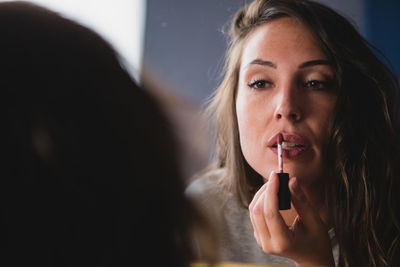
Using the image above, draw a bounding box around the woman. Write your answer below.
[187,0,400,266]
[0,2,205,266]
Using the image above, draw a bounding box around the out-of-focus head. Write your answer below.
[1,2,196,266]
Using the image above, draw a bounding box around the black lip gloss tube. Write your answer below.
[278,172,291,210]
[278,134,291,210]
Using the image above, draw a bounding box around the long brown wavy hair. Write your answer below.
[205,0,400,266]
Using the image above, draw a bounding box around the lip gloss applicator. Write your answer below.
[278,133,291,210]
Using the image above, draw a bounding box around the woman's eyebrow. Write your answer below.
[244,59,277,69]
[243,59,331,70]
[298,59,331,69]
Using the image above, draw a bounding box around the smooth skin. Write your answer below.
[236,18,337,266]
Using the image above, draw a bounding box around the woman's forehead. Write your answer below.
[240,18,327,71]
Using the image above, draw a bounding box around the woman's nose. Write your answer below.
[274,89,302,122]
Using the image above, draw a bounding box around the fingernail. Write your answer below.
[264,171,275,183]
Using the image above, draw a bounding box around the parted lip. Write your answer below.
[267,132,310,148]
[267,132,310,158]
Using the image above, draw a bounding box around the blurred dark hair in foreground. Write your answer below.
[0,2,204,266]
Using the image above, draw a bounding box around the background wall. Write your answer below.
[143,0,244,105]
[364,0,400,77]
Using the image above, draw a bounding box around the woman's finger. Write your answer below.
[249,201,261,246]
[249,170,274,209]
[249,176,269,246]
[251,189,271,250]
[249,178,268,210]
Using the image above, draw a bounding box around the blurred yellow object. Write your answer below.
[191,262,294,267]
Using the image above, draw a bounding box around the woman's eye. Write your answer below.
[304,80,332,91]
[247,80,271,90]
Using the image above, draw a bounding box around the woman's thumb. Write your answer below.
[289,177,323,228]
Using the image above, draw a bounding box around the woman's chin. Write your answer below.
[285,165,322,185]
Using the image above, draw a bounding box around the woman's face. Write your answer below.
[236,18,337,187]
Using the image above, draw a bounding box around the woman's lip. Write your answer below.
[269,146,309,158]
[267,133,310,158]
[267,133,309,147]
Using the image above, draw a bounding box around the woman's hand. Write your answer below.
[249,171,335,267]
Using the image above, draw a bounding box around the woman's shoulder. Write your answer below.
[185,168,230,204]
[186,168,225,193]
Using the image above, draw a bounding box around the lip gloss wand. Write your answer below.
[278,133,291,210]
